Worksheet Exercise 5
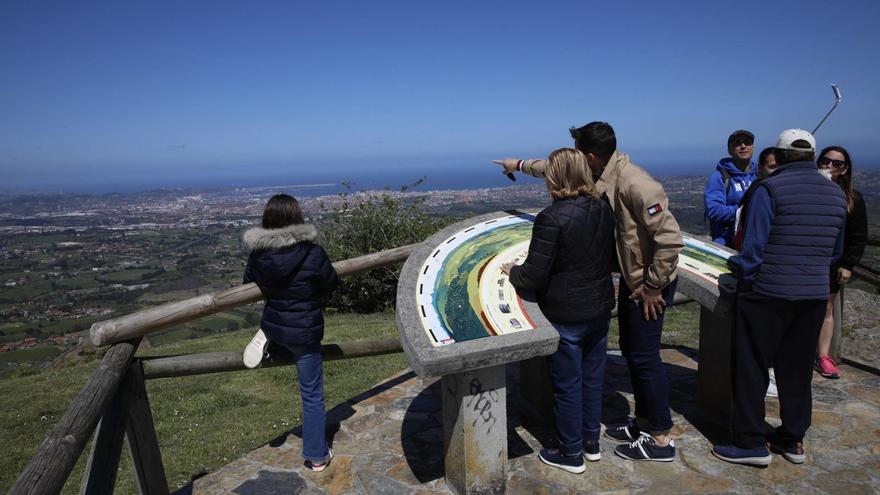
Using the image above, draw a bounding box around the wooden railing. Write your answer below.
[10,243,418,495]
[12,234,879,494]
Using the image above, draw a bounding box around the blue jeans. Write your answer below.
[280,342,329,462]
[549,314,611,456]
[617,278,678,433]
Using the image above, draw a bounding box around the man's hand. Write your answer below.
[500,262,515,275]
[629,285,666,320]
[492,159,521,174]
[837,267,852,284]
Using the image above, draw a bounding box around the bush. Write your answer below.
[319,181,447,312]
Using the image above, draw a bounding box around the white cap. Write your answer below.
[776,129,816,153]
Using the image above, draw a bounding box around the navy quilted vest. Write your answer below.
[752,161,847,300]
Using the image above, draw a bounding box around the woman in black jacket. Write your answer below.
[502,148,615,473]
[241,194,340,471]
[815,146,868,379]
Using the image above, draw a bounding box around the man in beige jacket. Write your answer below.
[495,122,684,462]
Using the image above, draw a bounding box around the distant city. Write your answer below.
[0,172,877,375]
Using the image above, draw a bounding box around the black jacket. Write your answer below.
[839,189,868,270]
[243,224,340,345]
[509,195,615,323]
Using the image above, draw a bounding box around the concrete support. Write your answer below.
[696,306,734,428]
[518,357,555,428]
[442,365,507,495]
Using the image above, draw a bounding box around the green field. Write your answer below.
[0,311,409,494]
[103,269,158,282]
[0,344,62,364]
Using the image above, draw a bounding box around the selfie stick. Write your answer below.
[812,84,842,134]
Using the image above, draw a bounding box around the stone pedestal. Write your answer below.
[696,306,734,428]
[442,365,507,495]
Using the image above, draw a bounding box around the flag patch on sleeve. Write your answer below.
[647,203,663,216]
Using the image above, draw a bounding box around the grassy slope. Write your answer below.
[0,304,702,494]
[0,311,408,494]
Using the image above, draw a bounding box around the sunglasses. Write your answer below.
[731,139,754,147]
[817,156,846,168]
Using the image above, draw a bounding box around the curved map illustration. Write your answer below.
[417,212,733,347]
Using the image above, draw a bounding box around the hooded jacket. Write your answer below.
[704,158,757,246]
[243,224,340,345]
[519,152,683,292]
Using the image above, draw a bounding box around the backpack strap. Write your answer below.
[721,169,731,194]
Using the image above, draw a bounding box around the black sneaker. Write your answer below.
[614,433,675,462]
[538,448,585,474]
[604,419,640,442]
[583,441,601,462]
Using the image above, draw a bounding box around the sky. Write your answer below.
[2,0,880,192]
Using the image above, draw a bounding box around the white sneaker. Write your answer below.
[243,330,268,369]
[766,368,778,398]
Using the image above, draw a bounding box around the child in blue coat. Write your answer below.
[242,193,340,472]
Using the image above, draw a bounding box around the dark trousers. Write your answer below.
[548,314,611,455]
[618,278,677,433]
[732,293,825,448]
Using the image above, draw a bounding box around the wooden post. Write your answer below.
[79,384,130,494]
[442,365,507,495]
[124,361,169,495]
[10,340,140,495]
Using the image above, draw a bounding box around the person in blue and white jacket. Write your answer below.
[704,130,758,246]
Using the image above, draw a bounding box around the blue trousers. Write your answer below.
[549,314,611,456]
[280,342,330,462]
[617,278,678,433]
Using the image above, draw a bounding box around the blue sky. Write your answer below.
[2,0,879,191]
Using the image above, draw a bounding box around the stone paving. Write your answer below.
[178,348,880,494]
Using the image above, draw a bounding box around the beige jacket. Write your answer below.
[521,151,683,290]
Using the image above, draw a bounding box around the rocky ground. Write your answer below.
[178,348,880,494]
[842,287,880,371]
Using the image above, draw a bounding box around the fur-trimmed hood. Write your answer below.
[243,224,318,251]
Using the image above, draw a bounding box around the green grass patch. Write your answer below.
[0,344,62,365]
[103,269,157,282]
[40,317,102,335]
[0,311,407,494]
[0,279,53,301]
[55,274,100,290]
[0,332,28,344]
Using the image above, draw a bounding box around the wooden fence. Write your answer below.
[10,243,417,495]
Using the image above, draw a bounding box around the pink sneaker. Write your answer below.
[814,356,840,379]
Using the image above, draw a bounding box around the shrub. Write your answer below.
[318,181,447,312]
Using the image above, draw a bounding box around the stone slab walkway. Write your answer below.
[178,348,880,494]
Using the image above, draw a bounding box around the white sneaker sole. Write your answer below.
[309,449,333,472]
[538,454,586,474]
[614,449,675,462]
[583,452,601,462]
[242,330,268,369]
[769,445,806,464]
[711,450,771,466]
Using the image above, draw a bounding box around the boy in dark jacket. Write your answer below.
[242,194,340,472]
[502,148,615,474]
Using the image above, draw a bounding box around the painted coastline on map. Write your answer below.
[433,221,532,342]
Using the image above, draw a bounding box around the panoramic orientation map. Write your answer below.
[416,213,734,346]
